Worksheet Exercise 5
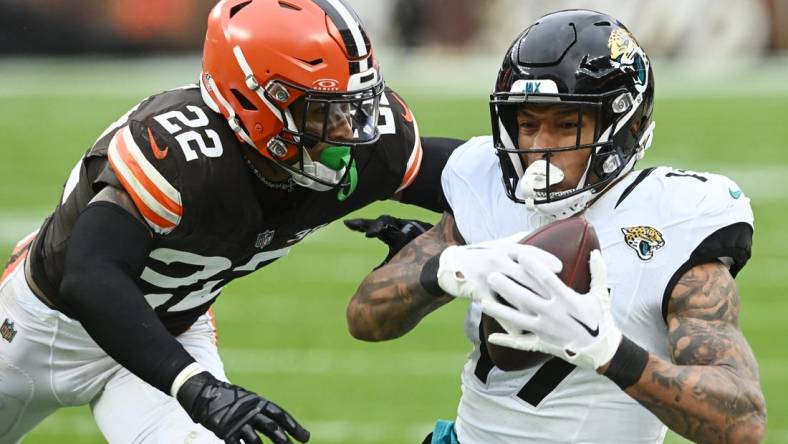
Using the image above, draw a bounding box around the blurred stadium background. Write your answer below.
[1,1,787,443]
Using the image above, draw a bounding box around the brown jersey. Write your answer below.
[28,84,423,335]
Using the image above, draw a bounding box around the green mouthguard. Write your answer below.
[319,146,358,201]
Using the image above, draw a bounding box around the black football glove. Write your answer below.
[177,371,310,444]
[344,215,433,269]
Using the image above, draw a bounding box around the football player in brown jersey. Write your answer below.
[0,1,461,443]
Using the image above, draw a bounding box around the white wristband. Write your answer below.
[170,362,207,398]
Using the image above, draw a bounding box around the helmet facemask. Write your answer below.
[491,86,652,218]
[262,78,385,200]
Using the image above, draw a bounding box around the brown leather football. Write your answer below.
[482,216,600,371]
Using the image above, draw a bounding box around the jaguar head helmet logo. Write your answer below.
[608,28,649,90]
[608,28,638,62]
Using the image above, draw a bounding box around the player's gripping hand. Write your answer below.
[436,233,534,300]
[177,371,310,444]
[480,250,622,370]
[344,215,433,268]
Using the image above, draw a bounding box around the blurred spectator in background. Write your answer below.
[347,0,484,50]
[392,0,429,48]
[482,0,773,57]
[354,0,783,57]
[391,0,483,49]
[0,0,786,56]
[0,0,213,54]
[769,0,788,50]
[110,0,208,45]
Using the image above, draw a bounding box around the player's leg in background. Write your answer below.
[0,262,113,443]
[0,264,48,444]
[91,313,228,444]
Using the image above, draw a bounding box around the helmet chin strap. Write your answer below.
[534,189,595,220]
[515,159,565,207]
[289,149,346,192]
[516,115,654,220]
[636,121,656,160]
[286,146,359,200]
[515,159,595,220]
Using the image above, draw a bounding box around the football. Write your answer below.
[482,216,600,371]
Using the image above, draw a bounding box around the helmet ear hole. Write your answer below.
[230,89,258,111]
[278,1,302,11]
[229,1,253,18]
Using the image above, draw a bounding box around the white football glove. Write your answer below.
[479,249,622,370]
[436,233,553,301]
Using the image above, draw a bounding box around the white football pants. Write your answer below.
[0,262,227,443]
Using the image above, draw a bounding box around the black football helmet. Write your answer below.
[491,9,655,218]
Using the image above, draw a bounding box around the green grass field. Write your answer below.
[1,59,787,443]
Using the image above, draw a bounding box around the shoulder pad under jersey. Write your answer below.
[104,87,245,235]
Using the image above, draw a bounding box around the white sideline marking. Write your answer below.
[220,347,465,376]
[31,413,435,442]
[0,214,45,247]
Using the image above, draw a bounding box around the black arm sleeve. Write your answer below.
[58,202,196,394]
[399,137,464,213]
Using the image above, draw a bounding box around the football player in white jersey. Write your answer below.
[346,9,766,444]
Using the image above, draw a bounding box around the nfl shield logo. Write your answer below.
[1,318,17,343]
[255,230,275,249]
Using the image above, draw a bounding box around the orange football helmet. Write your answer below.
[200,0,384,190]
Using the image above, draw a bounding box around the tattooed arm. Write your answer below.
[346,212,462,341]
[614,262,767,443]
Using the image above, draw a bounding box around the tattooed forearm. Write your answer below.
[346,212,461,341]
[625,263,766,443]
[631,358,765,443]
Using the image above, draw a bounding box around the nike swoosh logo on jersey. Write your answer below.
[729,188,742,199]
[147,128,169,160]
[391,92,414,123]
[569,314,599,337]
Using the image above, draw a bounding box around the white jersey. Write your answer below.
[442,136,754,444]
